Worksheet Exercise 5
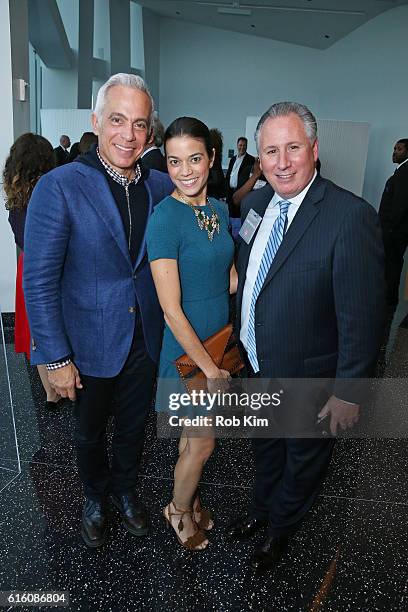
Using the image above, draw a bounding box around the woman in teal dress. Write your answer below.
[146,117,237,551]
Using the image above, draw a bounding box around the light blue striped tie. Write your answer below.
[246,200,290,372]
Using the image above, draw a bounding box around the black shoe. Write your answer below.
[81,498,108,548]
[226,515,267,540]
[250,535,288,571]
[111,493,149,536]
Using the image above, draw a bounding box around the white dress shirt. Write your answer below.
[240,171,317,354]
[229,154,245,189]
[396,157,408,170]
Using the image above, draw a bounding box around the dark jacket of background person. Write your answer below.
[141,147,167,173]
[226,152,255,216]
[378,159,408,305]
[8,208,27,250]
[54,145,69,166]
[5,134,55,250]
[207,159,227,199]
[4,133,56,361]
[68,142,80,162]
[379,160,408,238]
[141,114,167,173]
[23,151,173,376]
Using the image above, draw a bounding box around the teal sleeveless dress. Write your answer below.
[146,195,235,414]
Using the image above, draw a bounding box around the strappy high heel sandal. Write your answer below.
[193,496,214,531]
[163,501,208,551]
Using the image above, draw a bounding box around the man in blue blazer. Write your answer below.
[24,74,172,547]
[228,102,385,570]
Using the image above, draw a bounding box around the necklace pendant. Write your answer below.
[177,189,220,241]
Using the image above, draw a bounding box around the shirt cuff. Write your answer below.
[46,357,72,371]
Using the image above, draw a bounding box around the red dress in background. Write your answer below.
[14,252,31,358]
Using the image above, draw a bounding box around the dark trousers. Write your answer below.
[74,314,156,501]
[251,437,335,537]
[384,241,408,307]
[243,355,335,538]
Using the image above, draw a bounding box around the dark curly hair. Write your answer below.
[3,133,55,211]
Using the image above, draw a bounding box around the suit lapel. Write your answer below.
[236,185,274,320]
[134,178,154,270]
[259,177,326,294]
[239,185,274,274]
[77,166,132,267]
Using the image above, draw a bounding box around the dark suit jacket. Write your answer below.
[378,160,408,247]
[141,148,167,173]
[226,152,255,209]
[236,175,385,403]
[54,145,69,167]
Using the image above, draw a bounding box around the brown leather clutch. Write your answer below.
[174,323,245,394]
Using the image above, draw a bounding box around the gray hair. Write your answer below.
[255,101,317,151]
[93,73,155,127]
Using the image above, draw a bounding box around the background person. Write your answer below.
[53,134,71,166]
[207,127,227,200]
[78,131,98,155]
[226,136,254,218]
[232,157,267,208]
[141,112,167,172]
[146,117,237,551]
[378,138,408,332]
[3,133,63,410]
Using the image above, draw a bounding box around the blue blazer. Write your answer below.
[23,162,173,377]
[236,175,385,402]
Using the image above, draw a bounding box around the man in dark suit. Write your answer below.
[228,102,385,570]
[226,137,255,217]
[378,139,408,311]
[140,113,167,173]
[24,74,172,548]
[53,135,71,166]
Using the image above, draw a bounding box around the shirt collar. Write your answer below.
[397,157,408,170]
[141,145,159,157]
[96,147,141,186]
[271,170,317,208]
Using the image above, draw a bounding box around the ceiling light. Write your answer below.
[217,7,252,16]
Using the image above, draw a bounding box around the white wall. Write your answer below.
[159,6,408,209]
[0,1,18,312]
[318,5,408,210]
[159,19,321,168]
[40,109,93,149]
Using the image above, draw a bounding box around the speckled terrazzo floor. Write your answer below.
[1,306,408,612]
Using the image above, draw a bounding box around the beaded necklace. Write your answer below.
[175,189,220,242]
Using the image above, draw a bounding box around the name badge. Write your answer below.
[239,208,262,244]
